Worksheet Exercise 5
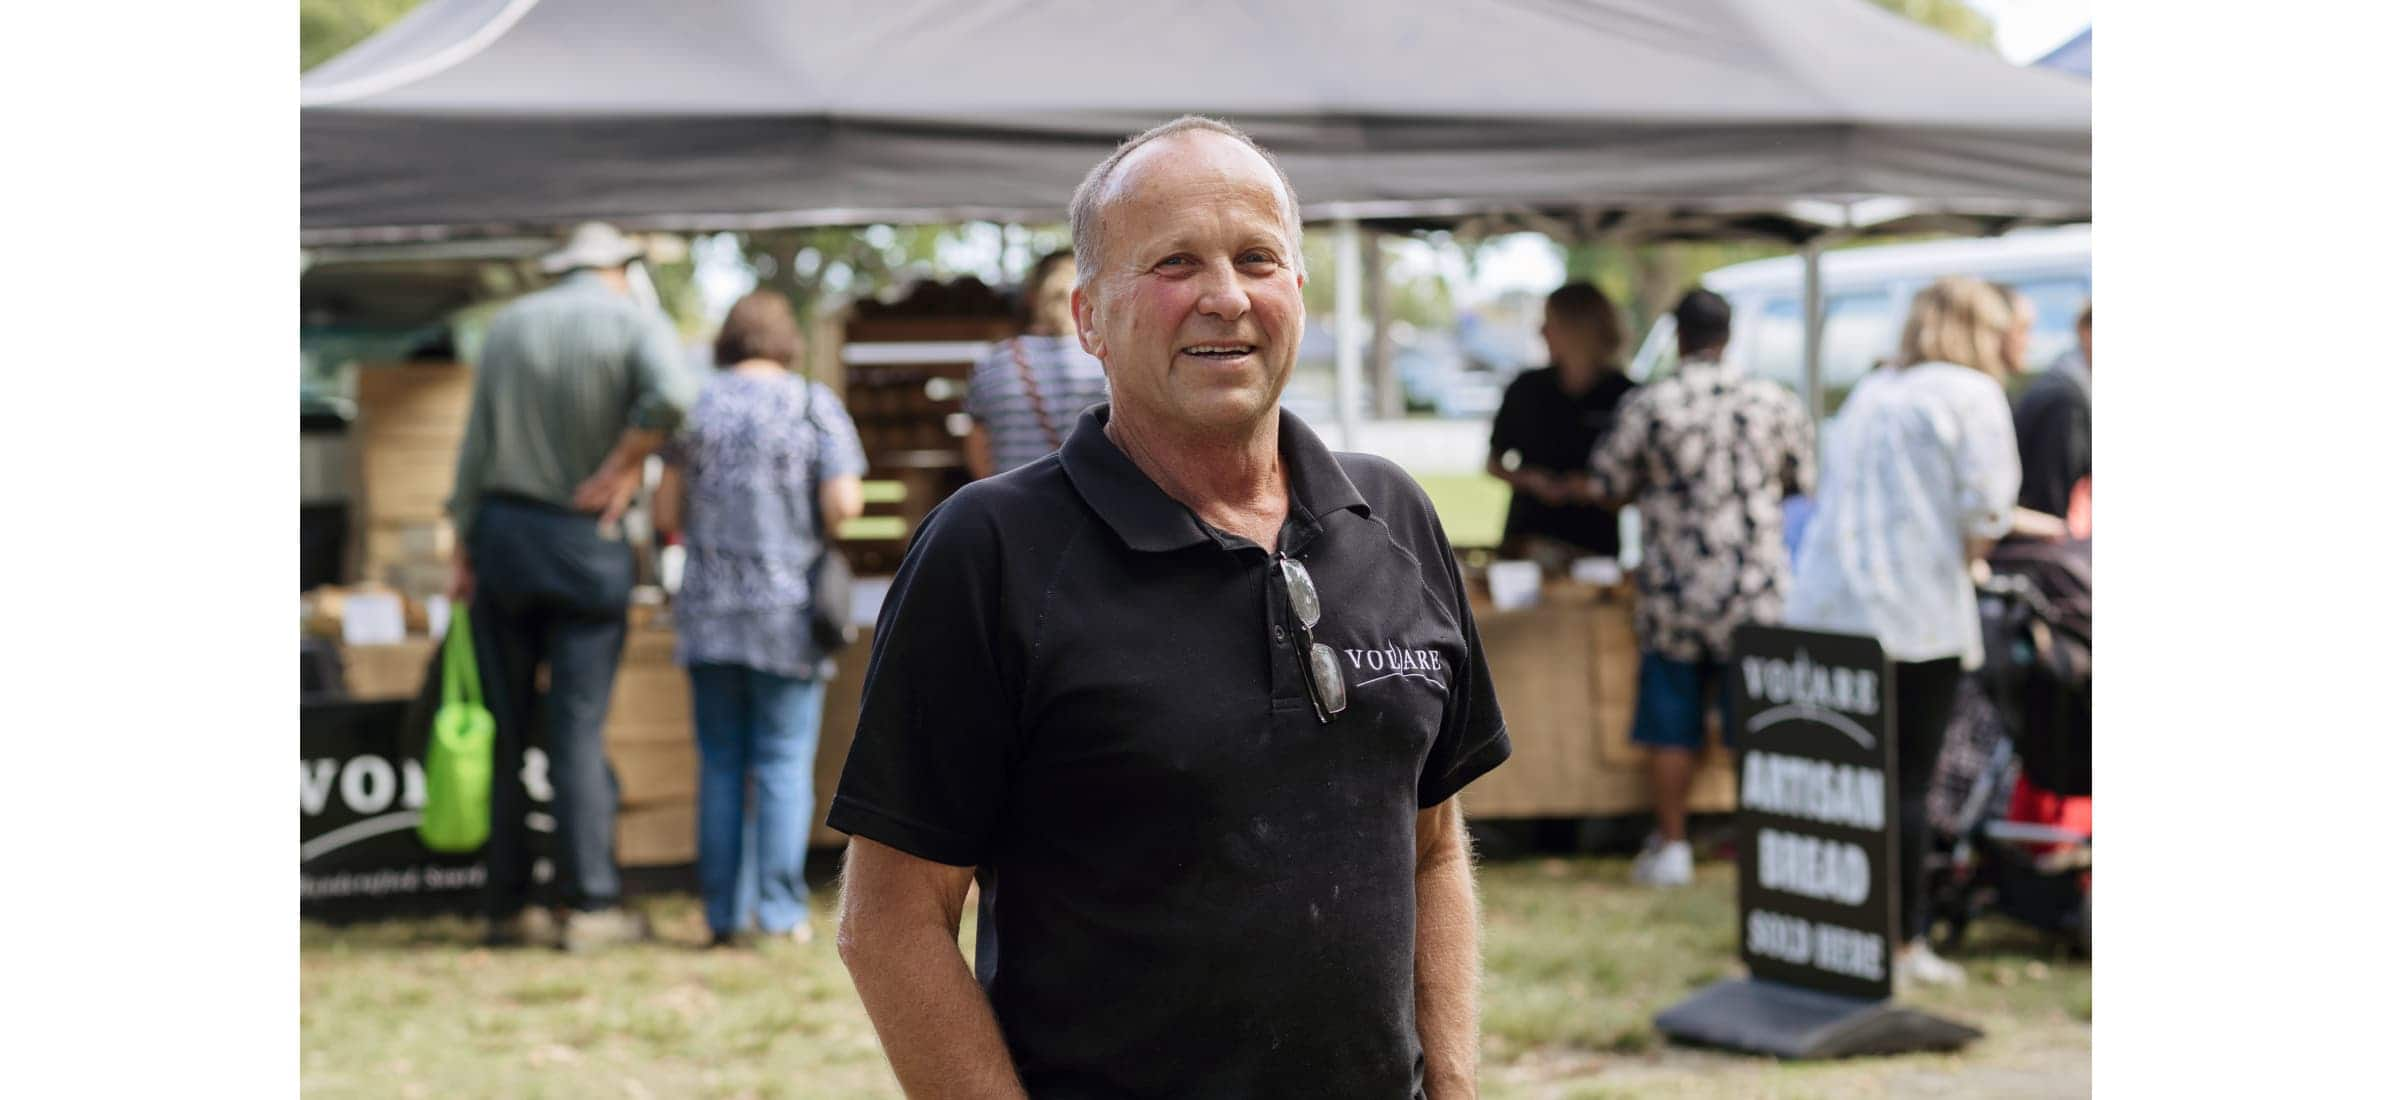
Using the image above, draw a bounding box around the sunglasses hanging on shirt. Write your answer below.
[1276,554,1347,724]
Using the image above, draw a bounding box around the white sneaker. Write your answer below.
[1895,941,1968,990]
[1630,839,1694,887]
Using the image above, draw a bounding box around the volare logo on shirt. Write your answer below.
[1340,644,1447,689]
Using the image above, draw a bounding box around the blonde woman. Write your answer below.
[1787,275,2027,990]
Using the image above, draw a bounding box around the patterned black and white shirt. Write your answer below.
[963,334,1110,475]
[1585,357,1815,664]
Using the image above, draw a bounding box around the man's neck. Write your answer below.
[1106,404,1289,548]
[576,267,632,296]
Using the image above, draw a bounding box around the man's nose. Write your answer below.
[1193,259,1252,321]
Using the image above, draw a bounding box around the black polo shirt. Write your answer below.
[1488,365,1637,556]
[828,405,1510,1100]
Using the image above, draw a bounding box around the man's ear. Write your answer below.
[1073,285,1105,359]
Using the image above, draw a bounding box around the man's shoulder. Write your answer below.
[915,455,1088,552]
[497,278,651,330]
[1729,375,1805,417]
[1332,452,1444,540]
[2019,366,2089,409]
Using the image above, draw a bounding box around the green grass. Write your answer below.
[1414,471,1510,550]
[301,858,2088,1098]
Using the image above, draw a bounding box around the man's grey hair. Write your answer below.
[1067,115,1307,291]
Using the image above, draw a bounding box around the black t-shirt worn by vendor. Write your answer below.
[1488,366,1637,556]
[828,405,1511,1100]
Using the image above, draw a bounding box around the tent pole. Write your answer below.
[1334,217,1365,450]
[1366,229,1399,419]
[1800,238,1825,438]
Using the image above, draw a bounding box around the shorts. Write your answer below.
[1628,651,1735,751]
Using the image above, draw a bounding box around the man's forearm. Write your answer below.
[602,427,668,474]
[1415,810,1484,1098]
[842,926,1027,1099]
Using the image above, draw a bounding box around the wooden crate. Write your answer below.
[353,362,474,579]
[837,311,1015,574]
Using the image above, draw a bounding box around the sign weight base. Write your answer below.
[1654,978,1982,1060]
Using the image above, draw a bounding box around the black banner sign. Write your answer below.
[1731,625,1898,1002]
[299,699,553,922]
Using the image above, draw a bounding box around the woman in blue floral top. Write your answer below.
[655,290,866,946]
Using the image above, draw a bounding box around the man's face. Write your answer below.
[1074,133,1306,438]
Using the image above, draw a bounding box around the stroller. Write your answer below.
[1924,537,2093,955]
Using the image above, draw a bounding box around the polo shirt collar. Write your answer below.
[1059,404,1370,553]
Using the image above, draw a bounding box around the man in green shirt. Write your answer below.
[447,223,698,950]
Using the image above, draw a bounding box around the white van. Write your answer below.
[1626,224,2091,416]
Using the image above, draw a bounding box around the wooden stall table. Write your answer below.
[1460,579,1736,820]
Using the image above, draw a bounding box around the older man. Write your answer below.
[830,117,1510,1099]
[448,222,696,950]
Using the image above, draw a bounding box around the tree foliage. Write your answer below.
[301,0,425,71]
[1866,0,1996,48]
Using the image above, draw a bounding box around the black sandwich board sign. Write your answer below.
[300,698,555,923]
[1653,624,1980,1059]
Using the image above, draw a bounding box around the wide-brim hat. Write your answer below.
[541,222,646,274]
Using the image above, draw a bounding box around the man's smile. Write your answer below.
[1177,342,1259,364]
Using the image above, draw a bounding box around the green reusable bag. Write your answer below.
[417,606,496,853]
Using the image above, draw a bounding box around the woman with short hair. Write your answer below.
[1787,275,2023,989]
[655,289,866,947]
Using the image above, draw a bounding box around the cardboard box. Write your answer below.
[342,637,436,700]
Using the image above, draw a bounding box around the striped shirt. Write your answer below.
[962,334,1109,475]
[448,271,699,539]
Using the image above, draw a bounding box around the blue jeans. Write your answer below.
[688,662,825,936]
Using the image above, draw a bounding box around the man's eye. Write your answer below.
[1240,253,1277,266]
[1157,256,1191,268]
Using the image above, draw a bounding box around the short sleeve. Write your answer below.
[826,495,1024,866]
[1487,376,1528,458]
[1414,495,1512,809]
[625,314,699,432]
[1585,390,1653,503]
[1950,375,2022,541]
[811,388,869,479]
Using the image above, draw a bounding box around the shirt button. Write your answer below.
[1272,625,1288,645]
